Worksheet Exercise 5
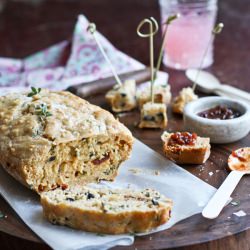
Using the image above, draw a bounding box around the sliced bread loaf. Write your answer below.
[0,89,133,193]
[41,186,173,234]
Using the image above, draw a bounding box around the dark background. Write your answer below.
[0,1,250,250]
[0,0,249,93]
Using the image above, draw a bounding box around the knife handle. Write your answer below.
[67,68,151,98]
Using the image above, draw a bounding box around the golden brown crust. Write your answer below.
[139,102,167,129]
[163,145,210,164]
[41,187,173,234]
[137,84,171,108]
[172,87,198,114]
[42,201,171,234]
[0,90,133,192]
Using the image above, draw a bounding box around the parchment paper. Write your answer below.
[0,139,216,250]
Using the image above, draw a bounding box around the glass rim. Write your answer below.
[159,0,218,10]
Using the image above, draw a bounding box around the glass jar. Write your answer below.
[159,0,218,70]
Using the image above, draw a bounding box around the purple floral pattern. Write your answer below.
[23,41,69,71]
[0,14,144,95]
[63,15,144,82]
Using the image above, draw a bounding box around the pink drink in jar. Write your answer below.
[159,0,218,70]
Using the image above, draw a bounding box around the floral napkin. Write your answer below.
[0,14,144,95]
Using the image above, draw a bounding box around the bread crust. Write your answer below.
[0,90,133,192]
[137,84,172,108]
[105,80,137,112]
[162,132,211,164]
[172,87,198,114]
[41,187,173,234]
[139,102,167,129]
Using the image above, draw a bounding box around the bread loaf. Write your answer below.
[0,89,133,193]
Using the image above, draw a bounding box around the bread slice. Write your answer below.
[161,132,211,164]
[172,87,198,114]
[0,89,133,193]
[41,186,173,234]
[105,79,137,112]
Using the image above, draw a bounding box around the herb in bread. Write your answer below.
[0,89,133,193]
[139,102,167,129]
[41,186,173,234]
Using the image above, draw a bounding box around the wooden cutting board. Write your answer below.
[0,69,249,250]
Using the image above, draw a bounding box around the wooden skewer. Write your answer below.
[87,23,123,86]
[193,23,224,91]
[154,14,179,81]
[137,17,159,103]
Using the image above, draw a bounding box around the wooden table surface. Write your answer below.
[0,0,249,250]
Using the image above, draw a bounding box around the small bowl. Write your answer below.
[183,97,250,144]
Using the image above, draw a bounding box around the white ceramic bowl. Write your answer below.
[183,97,250,144]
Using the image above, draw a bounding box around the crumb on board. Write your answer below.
[154,170,160,176]
[96,233,105,237]
[231,201,240,206]
[129,168,142,174]
[199,166,205,172]
[209,172,213,176]
[133,121,139,127]
[0,211,7,219]
[128,168,160,176]
[233,210,246,217]
[116,113,128,118]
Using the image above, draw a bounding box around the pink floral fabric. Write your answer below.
[63,15,143,83]
[0,14,144,95]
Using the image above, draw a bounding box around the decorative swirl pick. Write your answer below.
[154,14,179,81]
[87,23,122,86]
[193,22,224,91]
[137,17,159,103]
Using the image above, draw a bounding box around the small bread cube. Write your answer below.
[137,84,171,108]
[139,102,167,129]
[172,87,198,114]
[161,131,211,164]
[105,79,136,112]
